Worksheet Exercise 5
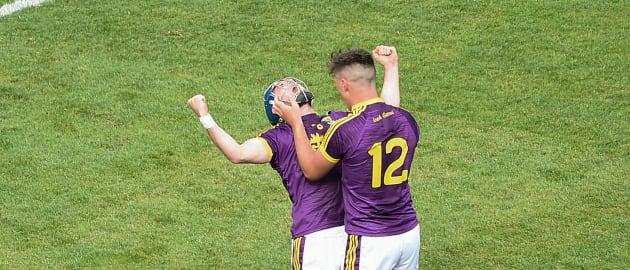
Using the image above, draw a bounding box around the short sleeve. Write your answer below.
[319,121,348,164]
[258,127,284,166]
[328,110,350,121]
[255,137,274,162]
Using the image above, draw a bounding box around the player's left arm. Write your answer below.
[373,45,400,107]
[272,99,336,180]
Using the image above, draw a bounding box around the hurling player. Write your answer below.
[187,45,400,270]
[273,47,421,270]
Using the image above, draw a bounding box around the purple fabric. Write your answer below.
[299,237,305,269]
[322,101,420,236]
[259,113,345,237]
[344,235,362,270]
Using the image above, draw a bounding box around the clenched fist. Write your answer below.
[187,94,209,117]
[372,45,398,68]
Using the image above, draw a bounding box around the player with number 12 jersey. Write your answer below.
[320,98,420,236]
[271,47,419,269]
[320,98,421,270]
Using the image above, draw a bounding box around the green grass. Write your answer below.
[0,0,18,6]
[1,0,628,269]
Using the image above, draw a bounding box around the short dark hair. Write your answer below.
[328,48,375,76]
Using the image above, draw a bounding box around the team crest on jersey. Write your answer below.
[311,123,325,130]
[309,133,324,150]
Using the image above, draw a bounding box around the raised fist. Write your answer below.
[187,94,209,117]
[372,45,398,68]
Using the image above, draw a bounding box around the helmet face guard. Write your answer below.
[263,77,314,125]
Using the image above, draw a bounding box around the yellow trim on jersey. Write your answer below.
[256,137,273,162]
[319,114,357,163]
[319,147,340,163]
[319,104,369,162]
[351,97,384,114]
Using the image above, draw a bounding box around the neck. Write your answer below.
[300,104,316,116]
[346,87,379,109]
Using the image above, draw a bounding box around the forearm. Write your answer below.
[188,95,267,164]
[205,125,246,164]
[380,63,400,107]
[290,121,326,180]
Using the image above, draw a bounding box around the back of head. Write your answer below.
[328,48,376,85]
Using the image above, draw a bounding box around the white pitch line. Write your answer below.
[0,0,48,18]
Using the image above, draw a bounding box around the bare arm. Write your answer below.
[187,95,271,164]
[206,126,270,164]
[373,45,400,107]
[272,99,336,180]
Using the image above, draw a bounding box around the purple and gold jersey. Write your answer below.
[320,98,420,236]
[259,112,348,238]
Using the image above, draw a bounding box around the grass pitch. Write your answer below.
[1,0,628,269]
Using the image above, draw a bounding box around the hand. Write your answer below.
[272,94,302,127]
[187,94,209,117]
[372,45,398,68]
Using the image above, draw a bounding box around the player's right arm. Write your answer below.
[187,95,271,164]
[373,45,400,107]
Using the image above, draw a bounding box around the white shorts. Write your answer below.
[291,225,347,270]
[344,224,421,270]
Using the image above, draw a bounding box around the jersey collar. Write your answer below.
[351,97,384,114]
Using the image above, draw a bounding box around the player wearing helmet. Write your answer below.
[187,45,400,270]
[272,47,420,270]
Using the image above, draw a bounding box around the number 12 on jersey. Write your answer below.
[367,137,410,188]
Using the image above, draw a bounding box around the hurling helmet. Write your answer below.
[263,77,314,125]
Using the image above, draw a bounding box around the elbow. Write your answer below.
[226,154,244,164]
[388,101,400,108]
[227,157,242,164]
[303,170,324,181]
[385,97,400,108]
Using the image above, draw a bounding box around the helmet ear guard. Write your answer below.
[262,77,314,126]
[263,83,281,125]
